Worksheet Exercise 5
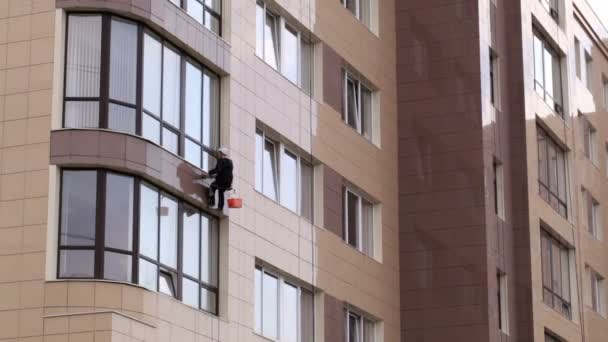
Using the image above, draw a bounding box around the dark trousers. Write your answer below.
[208,182,227,210]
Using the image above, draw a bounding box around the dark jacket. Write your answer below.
[208,157,233,189]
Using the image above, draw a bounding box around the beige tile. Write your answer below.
[19,252,44,281]
[1,146,26,174]
[0,69,6,95]
[28,63,52,91]
[122,285,143,312]
[30,12,53,39]
[19,280,44,308]
[44,316,68,335]
[4,92,28,120]
[19,308,43,337]
[0,199,24,228]
[0,95,5,121]
[20,336,43,342]
[0,44,7,69]
[0,3,8,19]
[7,15,31,43]
[45,281,68,307]
[0,227,21,255]
[9,0,32,17]
[27,90,50,117]
[93,331,111,342]
[3,118,26,146]
[0,309,19,338]
[32,0,54,14]
[43,334,69,342]
[23,196,47,225]
[68,314,95,333]
[67,282,95,307]
[68,332,94,342]
[6,41,30,68]
[30,37,53,65]
[1,173,25,200]
[0,281,20,310]
[24,142,49,171]
[26,115,50,143]
[24,170,48,198]
[5,66,28,94]
[0,254,20,282]
[94,312,112,331]
[22,225,45,253]
[94,282,122,309]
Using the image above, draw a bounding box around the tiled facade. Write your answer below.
[0,0,607,342]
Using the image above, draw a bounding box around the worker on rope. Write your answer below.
[206,147,233,210]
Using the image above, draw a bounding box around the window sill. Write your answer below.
[252,332,278,342]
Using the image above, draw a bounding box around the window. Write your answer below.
[256,1,313,93]
[537,126,568,217]
[545,333,562,342]
[582,119,597,164]
[344,187,374,257]
[541,229,571,319]
[490,50,499,107]
[497,271,509,333]
[585,51,593,90]
[345,309,375,342]
[343,70,374,141]
[575,38,581,79]
[340,0,372,29]
[590,269,605,315]
[185,0,221,35]
[58,169,219,314]
[63,14,220,172]
[533,30,563,115]
[254,266,314,341]
[255,130,314,221]
[540,0,558,21]
[583,188,601,239]
[603,76,608,109]
[494,161,505,220]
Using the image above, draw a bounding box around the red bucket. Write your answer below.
[227,198,242,209]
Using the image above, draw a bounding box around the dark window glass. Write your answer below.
[347,191,359,248]
[65,15,102,98]
[104,173,134,251]
[104,252,132,282]
[541,229,572,319]
[108,104,136,134]
[59,250,94,278]
[109,18,137,104]
[60,170,98,246]
[537,126,567,217]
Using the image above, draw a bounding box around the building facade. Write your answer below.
[0,0,606,342]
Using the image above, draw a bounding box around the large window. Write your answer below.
[254,266,314,342]
[58,169,219,314]
[255,130,314,221]
[590,268,605,316]
[541,229,571,319]
[64,14,220,172]
[345,309,376,342]
[582,188,600,239]
[256,1,313,93]
[343,70,374,141]
[582,118,597,165]
[533,30,563,116]
[340,0,372,29]
[537,126,568,217]
[344,187,374,257]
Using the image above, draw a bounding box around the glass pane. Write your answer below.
[110,18,137,104]
[255,132,263,192]
[61,170,97,246]
[347,78,359,130]
[142,114,161,145]
[202,71,219,148]
[201,287,217,313]
[347,191,359,248]
[548,144,558,194]
[104,252,132,282]
[66,15,102,97]
[362,199,373,256]
[201,215,218,286]
[202,151,216,173]
[204,11,221,34]
[282,24,299,84]
[360,0,371,27]
[538,132,548,185]
[300,289,314,342]
[551,241,562,295]
[59,250,94,278]
[533,35,544,91]
[159,271,176,297]
[139,183,159,260]
[255,268,262,333]
[561,248,570,301]
[544,48,554,99]
[183,208,200,278]
[183,278,199,308]
[105,173,134,251]
[557,151,566,201]
[263,140,278,200]
[541,234,551,288]
[186,62,202,142]
[163,46,181,128]
[280,149,298,212]
[361,86,373,140]
[160,195,178,268]
[185,139,202,168]
[64,101,99,128]
[363,318,375,342]
[108,104,136,134]
[264,12,279,69]
[262,272,278,339]
[205,0,221,12]
[256,2,264,57]
[139,258,158,291]
[187,0,204,24]
[282,283,298,342]
[300,162,313,221]
[162,128,179,155]
[348,313,360,342]
[143,33,162,116]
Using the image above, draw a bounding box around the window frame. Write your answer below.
[340,0,372,28]
[490,49,500,108]
[344,308,376,342]
[494,160,505,220]
[170,0,222,36]
[540,229,572,319]
[343,187,374,256]
[533,30,563,116]
[57,168,220,315]
[62,13,221,173]
[590,269,605,316]
[539,0,559,21]
[537,126,568,217]
[342,70,374,141]
[583,188,601,239]
[497,271,509,334]
[582,118,598,165]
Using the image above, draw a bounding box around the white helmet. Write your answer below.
[217,147,229,157]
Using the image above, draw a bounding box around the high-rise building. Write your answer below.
[0,0,606,341]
